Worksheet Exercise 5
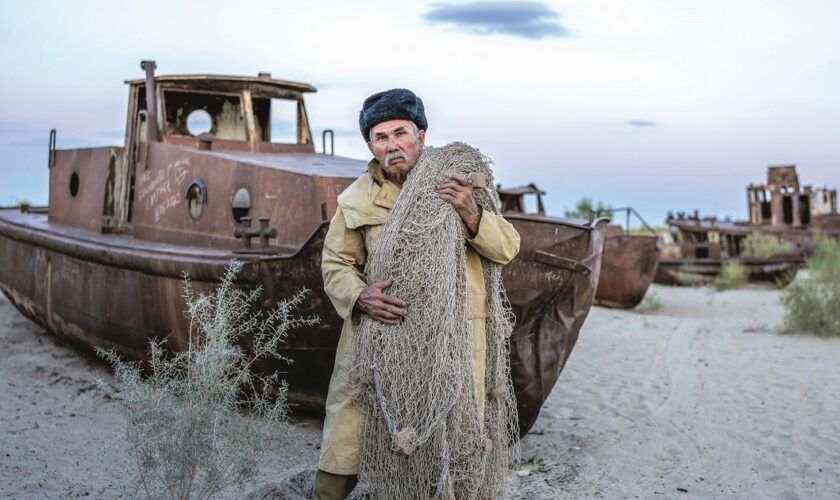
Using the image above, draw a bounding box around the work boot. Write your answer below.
[311,469,358,500]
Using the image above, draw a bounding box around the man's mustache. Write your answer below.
[385,151,407,165]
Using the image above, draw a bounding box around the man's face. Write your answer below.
[367,119,425,180]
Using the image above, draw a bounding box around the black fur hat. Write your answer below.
[359,88,427,141]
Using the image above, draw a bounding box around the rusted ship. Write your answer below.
[498,187,658,309]
[594,208,660,309]
[495,184,608,432]
[0,61,607,435]
[655,165,837,285]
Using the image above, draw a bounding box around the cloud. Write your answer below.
[626,120,656,127]
[423,1,569,39]
[0,120,40,134]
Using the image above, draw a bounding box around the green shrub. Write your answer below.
[564,197,611,219]
[98,260,318,499]
[807,237,840,276]
[782,238,840,336]
[14,199,32,213]
[713,261,748,291]
[740,232,791,258]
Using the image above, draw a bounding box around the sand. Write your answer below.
[2,284,839,499]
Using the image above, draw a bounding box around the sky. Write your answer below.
[1,0,839,226]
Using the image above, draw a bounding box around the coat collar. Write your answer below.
[336,159,401,229]
[367,159,387,184]
[367,159,400,210]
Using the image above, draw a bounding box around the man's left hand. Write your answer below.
[435,174,482,237]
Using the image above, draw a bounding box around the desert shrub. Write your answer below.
[806,237,840,276]
[635,291,663,313]
[98,260,318,499]
[713,261,748,291]
[740,232,791,258]
[782,238,840,336]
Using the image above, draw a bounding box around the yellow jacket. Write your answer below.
[318,160,520,475]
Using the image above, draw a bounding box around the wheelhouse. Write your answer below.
[123,71,317,156]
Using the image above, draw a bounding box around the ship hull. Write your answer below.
[594,234,659,308]
[654,257,803,286]
[503,215,608,435]
[0,208,607,434]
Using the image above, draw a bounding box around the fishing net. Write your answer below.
[350,142,519,499]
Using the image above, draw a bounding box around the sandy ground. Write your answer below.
[2,284,839,499]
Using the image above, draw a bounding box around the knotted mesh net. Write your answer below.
[350,142,519,499]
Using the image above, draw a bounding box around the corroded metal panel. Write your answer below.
[503,216,608,435]
[0,210,342,408]
[595,234,660,309]
[129,143,356,250]
[48,147,122,233]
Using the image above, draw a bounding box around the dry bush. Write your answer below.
[782,238,840,337]
[98,260,318,499]
[713,261,748,291]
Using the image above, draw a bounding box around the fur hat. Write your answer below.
[359,88,427,141]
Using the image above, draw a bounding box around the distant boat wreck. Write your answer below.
[595,208,660,309]
[656,165,839,285]
[497,186,660,309]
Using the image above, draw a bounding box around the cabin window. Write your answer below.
[186,109,213,136]
[271,99,298,143]
[761,200,771,220]
[799,195,810,225]
[69,172,80,197]
[232,187,251,223]
[523,193,540,214]
[252,97,299,143]
[695,246,709,259]
[163,90,246,140]
[782,196,794,224]
[185,179,207,220]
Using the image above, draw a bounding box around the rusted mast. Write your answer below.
[141,60,160,142]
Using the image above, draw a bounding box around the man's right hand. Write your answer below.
[355,277,407,325]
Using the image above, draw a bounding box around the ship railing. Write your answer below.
[322,129,334,156]
[604,207,659,237]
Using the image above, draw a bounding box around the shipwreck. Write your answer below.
[0,61,608,435]
[656,165,838,285]
[498,186,659,309]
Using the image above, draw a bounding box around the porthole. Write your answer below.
[185,179,207,220]
[69,172,80,197]
[232,187,251,223]
[186,109,212,136]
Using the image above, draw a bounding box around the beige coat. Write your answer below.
[318,160,520,475]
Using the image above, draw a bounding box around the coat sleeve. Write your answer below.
[466,209,521,265]
[322,207,368,320]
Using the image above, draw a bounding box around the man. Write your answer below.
[312,88,520,500]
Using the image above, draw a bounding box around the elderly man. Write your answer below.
[312,89,520,500]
